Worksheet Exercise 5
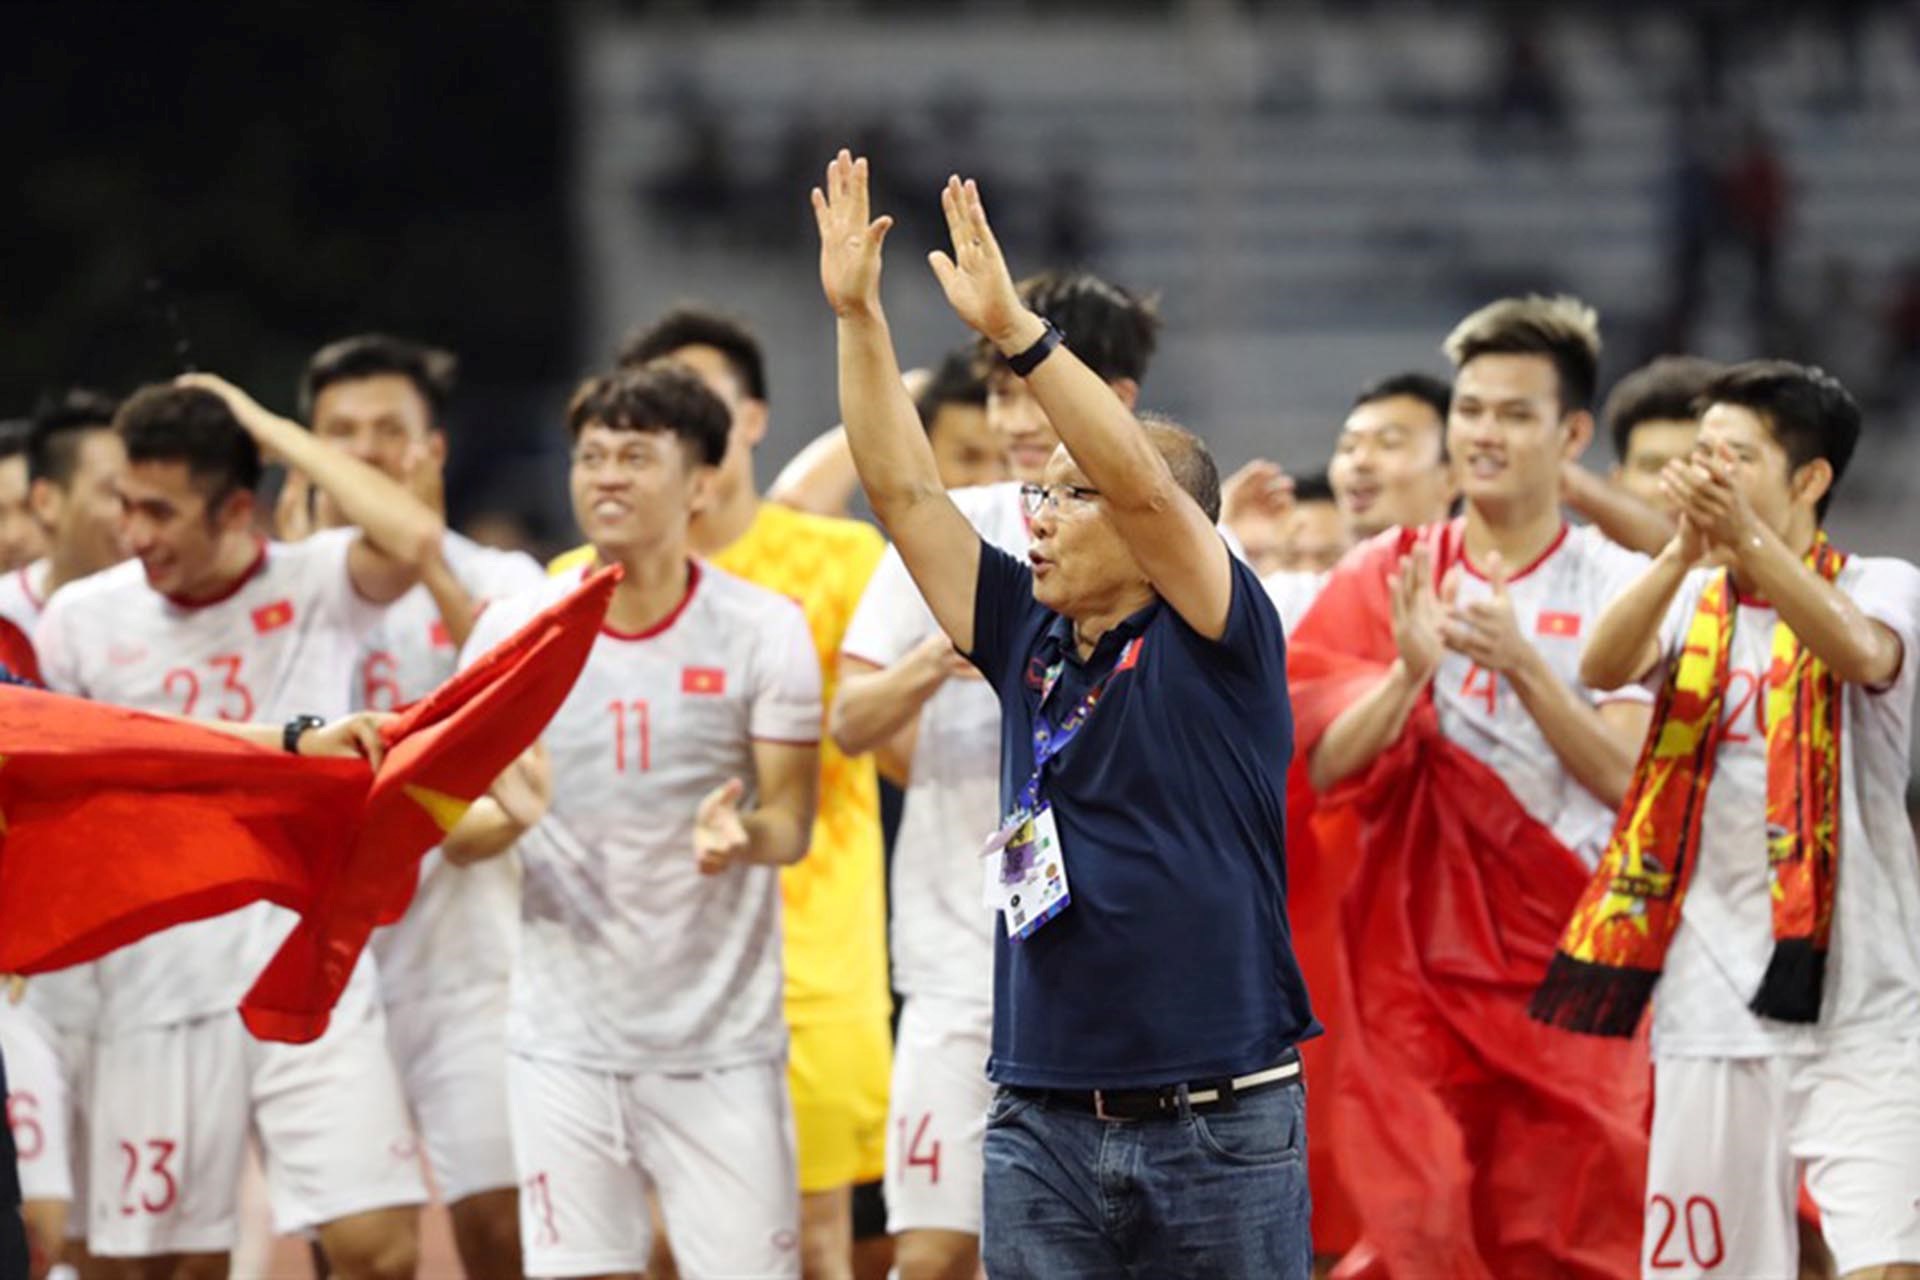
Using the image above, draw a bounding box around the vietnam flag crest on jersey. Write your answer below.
[251,599,295,634]
[1536,610,1582,638]
[681,666,726,696]
[0,566,620,1043]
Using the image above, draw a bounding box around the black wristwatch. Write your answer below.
[1006,319,1065,378]
[283,713,327,754]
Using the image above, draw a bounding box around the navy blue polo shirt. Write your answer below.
[967,540,1317,1090]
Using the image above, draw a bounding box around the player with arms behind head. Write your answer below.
[32,376,443,1280]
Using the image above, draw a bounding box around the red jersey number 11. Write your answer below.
[609,699,652,773]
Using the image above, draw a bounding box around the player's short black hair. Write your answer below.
[1602,355,1722,462]
[300,334,458,425]
[916,347,988,434]
[115,385,262,508]
[1443,294,1601,415]
[616,306,767,403]
[1353,371,1452,422]
[1139,413,1220,524]
[1292,469,1335,506]
[1700,360,1860,521]
[988,271,1161,386]
[566,363,731,468]
[27,388,120,487]
[0,419,30,464]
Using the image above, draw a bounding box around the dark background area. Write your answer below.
[0,0,574,533]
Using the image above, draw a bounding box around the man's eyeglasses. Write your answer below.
[1019,483,1102,517]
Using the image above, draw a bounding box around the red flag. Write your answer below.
[241,566,617,1041]
[1290,526,1647,1280]
[0,617,41,686]
[0,567,619,1044]
[680,666,726,696]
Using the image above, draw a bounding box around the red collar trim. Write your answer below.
[1735,588,1772,608]
[1455,519,1569,585]
[600,559,702,641]
[163,538,269,610]
[18,564,45,610]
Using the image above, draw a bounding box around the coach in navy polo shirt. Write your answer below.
[816,150,1315,1279]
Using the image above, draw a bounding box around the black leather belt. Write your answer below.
[1008,1050,1302,1122]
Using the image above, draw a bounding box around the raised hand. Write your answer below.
[1442,551,1531,675]
[1389,543,1446,685]
[694,777,751,876]
[176,372,277,442]
[812,149,894,319]
[926,176,1029,346]
[1221,460,1296,527]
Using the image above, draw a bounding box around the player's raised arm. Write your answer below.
[814,150,984,653]
[927,176,1233,640]
[1670,441,1902,687]
[178,372,444,604]
[1580,516,1705,692]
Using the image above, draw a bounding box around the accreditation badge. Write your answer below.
[979,804,1071,941]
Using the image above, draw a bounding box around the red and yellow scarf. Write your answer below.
[1531,537,1846,1036]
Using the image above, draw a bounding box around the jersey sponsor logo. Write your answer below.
[682,666,727,696]
[251,599,296,635]
[1536,610,1581,638]
[107,642,149,666]
[428,619,452,649]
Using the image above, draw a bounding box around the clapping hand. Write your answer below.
[1389,543,1449,685]
[1660,444,1751,566]
[694,778,751,876]
[1441,551,1530,675]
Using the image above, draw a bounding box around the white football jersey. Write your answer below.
[34,529,386,1032]
[466,561,822,1072]
[842,483,1028,1006]
[1430,522,1653,869]
[363,531,545,1005]
[1261,569,1328,635]
[1649,556,1920,1058]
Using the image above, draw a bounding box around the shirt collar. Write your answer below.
[1038,595,1162,671]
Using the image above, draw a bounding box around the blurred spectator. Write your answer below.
[648,76,738,234]
[1039,156,1100,267]
[1883,256,1920,408]
[1660,108,1723,352]
[1721,116,1792,344]
[1798,256,1879,403]
[1479,13,1573,155]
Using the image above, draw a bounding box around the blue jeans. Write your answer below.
[981,1079,1312,1279]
